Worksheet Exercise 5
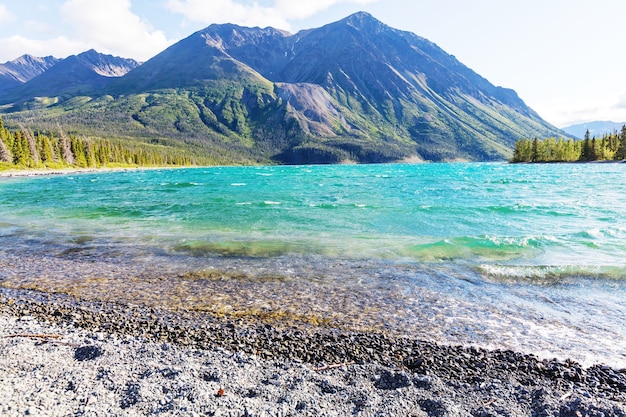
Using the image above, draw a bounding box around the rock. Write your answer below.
[373,369,412,390]
[120,382,141,409]
[74,345,104,361]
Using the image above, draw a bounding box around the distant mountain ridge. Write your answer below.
[561,121,626,139]
[0,55,59,93]
[0,12,568,164]
[1,50,139,102]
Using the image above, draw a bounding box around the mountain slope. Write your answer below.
[562,121,626,139]
[0,12,567,163]
[2,50,139,106]
[0,55,59,93]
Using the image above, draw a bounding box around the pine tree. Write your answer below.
[529,137,538,162]
[12,132,29,165]
[70,136,88,167]
[20,125,40,165]
[590,138,599,161]
[511,139,532,162]
[37,133,55,165]
[616,125,626,160]
[580,130,592,161]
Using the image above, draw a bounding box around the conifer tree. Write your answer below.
[580,130,592,161]
[20,125,40,165]
[37,133,55,165]
[617,125,626,160]
[12,132,29,165]
[531,137,540,162]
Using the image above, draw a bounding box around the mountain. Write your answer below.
[0,12,567,164]
[1,50,139,105]
[561,121,626,139]
[0,54,59,93]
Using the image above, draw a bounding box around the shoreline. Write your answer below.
[0,166,178,179]
[1,288,625,416]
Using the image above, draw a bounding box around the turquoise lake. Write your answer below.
[1,162,625,367]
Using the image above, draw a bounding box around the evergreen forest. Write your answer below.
[0,115,195,171]
[511,126,626,163]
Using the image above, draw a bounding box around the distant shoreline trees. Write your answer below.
[511,125,626,163]
[0,115,194,170]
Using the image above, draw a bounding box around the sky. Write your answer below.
[0,0,625,128]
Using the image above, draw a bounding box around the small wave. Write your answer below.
[158,182,203,189]
[403,235,544,262]
[478,264,626,284]
[263,201,281,205]
[575,227,626,240]
[231,183,247,186]
[309,203,338,209]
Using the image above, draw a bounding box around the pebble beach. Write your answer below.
[1,288,625,416]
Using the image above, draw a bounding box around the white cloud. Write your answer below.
[0,4,14,24]
[59,0,173,60]
[616,93,626,110]
[165,0,377,31]
[0,34,82,61]
[166,0,289,30]
[273,0,377,20]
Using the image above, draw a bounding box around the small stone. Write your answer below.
[74,345,104,361]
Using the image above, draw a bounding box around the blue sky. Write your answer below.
[0,0,625,128]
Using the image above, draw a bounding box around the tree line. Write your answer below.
[0,115,194,170]
[511,125,626,163]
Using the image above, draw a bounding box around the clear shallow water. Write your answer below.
[1,163,625,367]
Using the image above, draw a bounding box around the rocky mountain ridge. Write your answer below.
[0,12,567,163]
[0,55,59,93]
[1,50,139,102]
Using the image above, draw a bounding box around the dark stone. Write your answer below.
[419,399,447,417]
[318,380,341,394]
[74,345,103,361]
[351,392,369,413]
[202,371,220,382]
[244,389,259,398]
[373,369,412,390]
[412,375,432,390]
[159,368,180,380]
[120,382,140,409]
[65,380,77,392]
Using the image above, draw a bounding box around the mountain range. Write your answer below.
[0,12,567,164]
[561,121,626,139]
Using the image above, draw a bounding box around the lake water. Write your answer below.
[1,162,625,367]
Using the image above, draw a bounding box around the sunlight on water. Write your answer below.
[1,162,626,367]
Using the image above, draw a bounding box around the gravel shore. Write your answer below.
[0,166,169,179]
[1,288,625,416]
